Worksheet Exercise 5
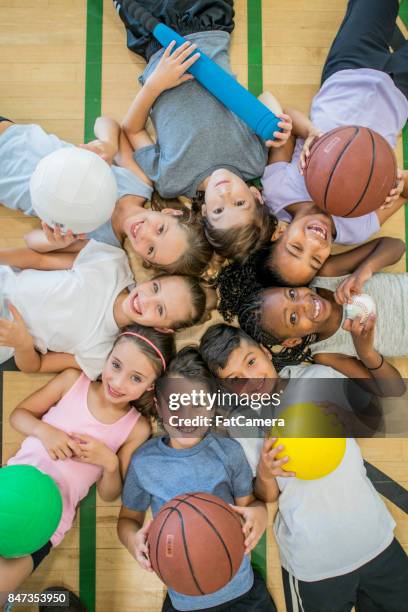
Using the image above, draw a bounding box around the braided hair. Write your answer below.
[216,259,316,371]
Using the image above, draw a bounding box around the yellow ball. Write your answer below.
[270,402,346,480]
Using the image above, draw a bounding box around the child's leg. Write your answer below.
[114,0,234,61]
[355,539,408,612]
[281,567,357,612]
[0,556,34,605]
[321,0,400,84]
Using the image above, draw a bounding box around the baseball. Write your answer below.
[344,294,376,324]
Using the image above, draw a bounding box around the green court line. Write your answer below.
[80,0,103,610]
[247,0,267,582]
[247,0,263,96]
[399,1,408,268]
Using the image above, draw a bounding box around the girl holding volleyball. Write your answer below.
[217,235,407,392]
[0,242,214,376]
[258,0,408,286]
[0,324,174,605]
[0,117,211,276]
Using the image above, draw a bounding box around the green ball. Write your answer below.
[0,465,63,558]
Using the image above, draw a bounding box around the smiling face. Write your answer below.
[217,338,279,395]
[121,276,196,332]
[202,169,262,230]
[101,339,157,404]
[270,214,332,285]
[123,209,188,267]
[260,286,333,345]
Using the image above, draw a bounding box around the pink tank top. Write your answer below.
[8,374,140,546]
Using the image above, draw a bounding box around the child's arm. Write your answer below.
[79,116,120,165]
[117,507,153,572]
[319,237,405,303]
[114,130,153,188]
[254,437,294,503]
[24,225,88,254]
[71,417,151,502]
[230,495,268,554]
[315,315,406,397]
[0,247,76,270]
[10,369,82,459]
[122,41,199,151]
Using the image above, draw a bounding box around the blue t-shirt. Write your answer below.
[123,434,254,611]
[0,123,153,247]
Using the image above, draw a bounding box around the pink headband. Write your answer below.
[119,332,166,371]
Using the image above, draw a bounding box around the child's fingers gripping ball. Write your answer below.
[270,403,346,480]
[344,294,376,325]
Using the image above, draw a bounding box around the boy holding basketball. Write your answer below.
[118,348,276,612]
[199,324,408,612]
[260,0,408,284]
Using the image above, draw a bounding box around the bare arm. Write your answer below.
[0,247,76,270]
[114,130,153,187]
[320,238,406,278]
[253,438,291,502]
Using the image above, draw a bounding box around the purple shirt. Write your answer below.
[262,69,408,245]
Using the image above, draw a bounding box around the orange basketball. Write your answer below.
[147,492,244,595]
[304,126,397,217]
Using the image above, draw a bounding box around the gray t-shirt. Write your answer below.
[309,273,408,357]
[122,433,254,611]
[135,31,268,198]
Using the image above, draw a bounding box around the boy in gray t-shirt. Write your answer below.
[118,347,276,612]
[117,2,292,261]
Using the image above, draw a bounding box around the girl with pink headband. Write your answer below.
[0,324,174,603]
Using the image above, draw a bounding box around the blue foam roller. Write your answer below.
[153,23,281,141]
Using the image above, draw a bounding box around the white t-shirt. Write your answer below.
[1,240,134,379]
[237,364,395,582]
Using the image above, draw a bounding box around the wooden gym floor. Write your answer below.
[0,1,407,610]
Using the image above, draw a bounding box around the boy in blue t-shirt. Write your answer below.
[118,347,276,611]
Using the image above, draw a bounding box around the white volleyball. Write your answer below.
[29,147,117,234]
[345,293,376,324]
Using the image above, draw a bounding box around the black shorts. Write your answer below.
[162,569,276,612]
[31,540,52,571]
[0,116,13,123]
[282,538,408,612]
[114,0,234,61]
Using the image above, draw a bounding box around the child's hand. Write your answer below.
[133,520,154,572]
[257,437,295,478]
[230,503,268,554]
[79,140,116,165]
[70,433,119,472]
[334,266,372,305]
[0,304,34,351]
[380,169,405,209]
[145,40,200,94]
[343,313,376,361]
[265,113,293,149]
[299,127,324,174]
[38,423,81,461]
[41,222,87,248]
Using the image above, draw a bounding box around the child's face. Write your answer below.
[217,338,279,395]
[157,377,214,447]
[271,213,332,285]
[202,169,262,230]
[122,276,195,332]
[102,339,157,403]
[260,287,333,345]
[123,209,187,267]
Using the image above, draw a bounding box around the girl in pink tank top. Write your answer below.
[0,324,175,604]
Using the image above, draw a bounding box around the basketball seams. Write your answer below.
[323,126,359,212]
[183,493,243,528]
[175,498,235,580]
[155,505,205,595]
[345,128,376,216]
